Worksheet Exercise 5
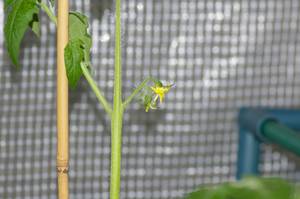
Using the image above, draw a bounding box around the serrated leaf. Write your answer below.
[64,39,85,88]
[64,11,92,88]
[4,0,39,67]
[69,12,89,38]
[69,11,92,61]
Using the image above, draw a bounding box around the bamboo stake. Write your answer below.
[56,0,69,199]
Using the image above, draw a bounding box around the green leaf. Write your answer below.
[294,185,300,199]
[64,39,85,88]
[69,11,92,61]
[4,0,40,67]
[185,188,211,199]
[64,11,92,88]
[184,177,299,199]
[4,0,15,10]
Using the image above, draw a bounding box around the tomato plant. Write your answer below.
[4,0,172,199]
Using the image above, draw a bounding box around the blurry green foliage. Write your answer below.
[184,177,300,199]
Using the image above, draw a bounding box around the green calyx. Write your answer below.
[138,79,173,112]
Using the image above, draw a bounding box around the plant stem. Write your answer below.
[110,0,123,198]
[81,63,113,117]
[39,2,58,26]
[123,77,152,109]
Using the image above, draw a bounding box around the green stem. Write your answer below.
[81,63,113,117]
[110,0,123,198]
[123,77,152,109]
[39,2,57,26]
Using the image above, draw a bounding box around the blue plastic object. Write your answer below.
[236,108,300,180]
[237,128,260,180]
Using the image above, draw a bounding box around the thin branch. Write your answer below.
[81,63,113,117]
[39,2,58,26]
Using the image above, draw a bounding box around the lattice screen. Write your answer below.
[0,0,300,198]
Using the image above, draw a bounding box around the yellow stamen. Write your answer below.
[151,85,171,103]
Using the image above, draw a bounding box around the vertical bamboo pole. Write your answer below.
[56,0,69,199]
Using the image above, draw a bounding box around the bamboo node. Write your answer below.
[56,159,69,173]
[57,167,69,174]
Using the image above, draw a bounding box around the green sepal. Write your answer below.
[138,86,156,112]
[152,78,163,87]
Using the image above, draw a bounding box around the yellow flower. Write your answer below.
[151,84,172,103]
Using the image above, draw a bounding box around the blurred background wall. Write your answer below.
[0,0,299,198]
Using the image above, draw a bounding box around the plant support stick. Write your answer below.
[57,0,69,199]
[110,0,123,198]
